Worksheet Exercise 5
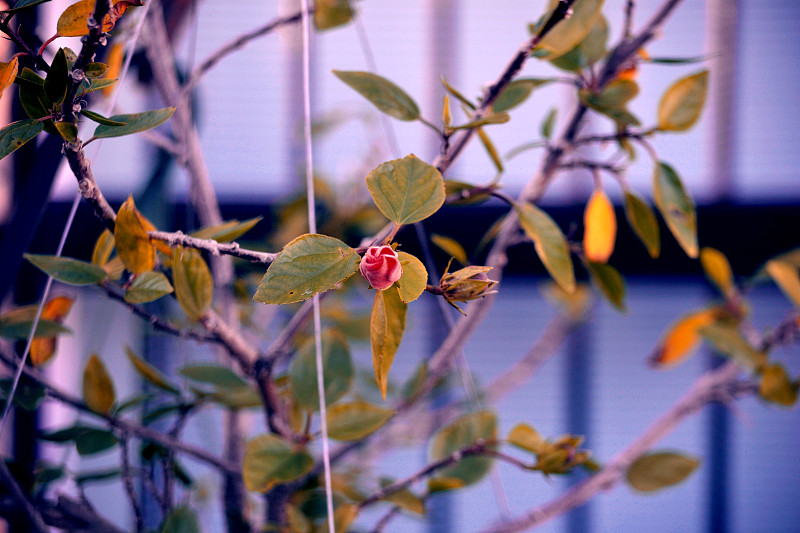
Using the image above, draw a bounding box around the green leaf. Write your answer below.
[0,377,45,411]
[476,127,504,173]
[289,328,354,410]
[81,77,117,94]
[366,154,446,225]
[75,428,118,456]
[585,261,626,312]
[80,109,127,126]
[759,364,798,407]
[3,0,53,13]
[451,112,510,130]
[657,70,708,132]
[172,247,213,321]
[254,234,359,305]
[83,355,115,414]
[395,251,427,303]
[44,48,69,104]
[0,318,70,339]
[24,254,106,285]
[326,401,394,441]
[401,363,428,402]
[379,478,425,514]
[623,191,660,258]
[550,15,608,71]
[507,423,544,454]
[190,217,262,243]
[83,62,109,78]
[160,506,200,533]
[541,108,557,139]
[493,78,552,113]
[125,271,174,304]
[0,119,43,161]
[653,162,698,258]
[92,107,175,139]
[54,121,77,142]
[430,410,497,487]
[370,287,407,400]
[242,434,314,492]
[580,79,641,126]
[626,451,700,492]
[333,70,419,121]
[515,202,576,293]
[208,386,262,409]
[126,347,180,395]
[179,364,248,389]
[535,0,604,59]
[699,322,766,371]
[314,0,354,30]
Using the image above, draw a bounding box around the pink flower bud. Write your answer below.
[359,245,402,291]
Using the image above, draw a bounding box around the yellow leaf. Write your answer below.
[114,195,155,274]
[83,354,115,414]
[583,190,616,263]
[759,364,798,407]
[649,308,719,368]
[57,0,142,38]
[370,286,406,400]
[0,57,19,102]
[172,247,213,321]
[700,247,734,297]
[766,260,800,309]
[431,234,468,265]
[30,296,74,367]
[91,229,115,266]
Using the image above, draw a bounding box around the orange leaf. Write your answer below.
[30,296,74,367]
[649,308,719,368]
[57,0,143,38]
[115,195,155,274]
[102,42,124,97]
[0,57,19,102]
[583,190,616,263]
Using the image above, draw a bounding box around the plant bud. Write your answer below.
[359,245,402,291]
[440,265,498,304]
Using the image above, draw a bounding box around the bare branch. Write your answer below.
[119,432,144,533]
[480,362,748,533]
[149,230,277,265]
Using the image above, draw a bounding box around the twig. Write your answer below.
[0,350,238,475]
[370,506,401,533]
[119,432,144,533]
[201,309,261,372]
[0,14,50,73]
[480,362,747,533]
[63,143,117,231]
[624,0,636,40]
[149,230,277,265]
[180,9,307,100]
[0,458,49,532]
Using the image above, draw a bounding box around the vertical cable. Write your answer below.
[0,0,153,441]
[298,1,335,531]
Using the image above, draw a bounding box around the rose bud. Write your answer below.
[440,265,498,312]
[359,245,403,291]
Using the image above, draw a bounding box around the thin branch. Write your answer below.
[119,432,144,533]
[180,9,307,100]
[0,14,50,73]
[149,230,277,265]
[370,506,401,533]
[480,362,747,533]
[63,143,117,231]
[201,309,261,372]
[0,350,238,475]
[0,458,49,532]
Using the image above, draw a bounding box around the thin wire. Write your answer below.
[298,0,335,530]
[0,0,153,441]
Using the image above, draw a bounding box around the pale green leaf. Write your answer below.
[395,251,427,303]
[626,451,700,492]
[254,234,359,304]
[333,70,419,121]
[657,70,709,131]
[653,162,697,258]
[430,410,496,487]
[699,322,766,371]
[366,154,446,225]
[179,364,248,389]
[493,78,552,113]
[242,434,314,492]
[515,202,575,293]
[190,217,262,243]
[624,191,660,258]
[326,401,394,441]
[289,329,354,410]
[430,234,468,265]
[172,247,213,321]
[93,107,175,139]
[550,15,608,71]
[24,254,107,285]
[160,506,200,533]
[536,0,604,59]
[124,271,174,304]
